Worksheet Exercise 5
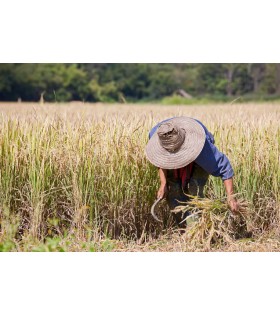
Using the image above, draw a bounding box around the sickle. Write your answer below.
[151,197,163,222]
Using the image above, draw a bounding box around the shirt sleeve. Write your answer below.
[195,134,234,180]
[149,124,159,139]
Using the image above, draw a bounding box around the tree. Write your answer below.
[247,64,266,93]
[1,63,280,102]
[0,64,15,100]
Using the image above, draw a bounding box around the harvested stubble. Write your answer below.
[0,102,280,251]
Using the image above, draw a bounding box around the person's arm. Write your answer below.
[194,128,239,214]
[223,177,239,214]
[157,168,168,199]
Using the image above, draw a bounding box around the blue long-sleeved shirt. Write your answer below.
[149,118,234,180]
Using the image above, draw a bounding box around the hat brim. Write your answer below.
[145,117,206,169]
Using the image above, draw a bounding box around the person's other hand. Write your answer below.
[157,184,168,199]
[228,197,240,215]
[228,198,239,215]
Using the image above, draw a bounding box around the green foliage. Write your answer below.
[32,237,66,252]
[0,240,16,252]
[1,64,280,102]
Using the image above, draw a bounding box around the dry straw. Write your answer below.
[172,195,253,251]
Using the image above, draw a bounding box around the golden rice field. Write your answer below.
[0,102,279,251]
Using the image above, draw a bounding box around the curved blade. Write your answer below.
[151,197,163,222]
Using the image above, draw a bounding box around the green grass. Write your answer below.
[161,94,280,105]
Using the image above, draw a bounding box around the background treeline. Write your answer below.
[1,63,280,102]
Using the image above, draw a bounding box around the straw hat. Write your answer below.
[145,117,206,169]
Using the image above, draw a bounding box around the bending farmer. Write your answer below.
[145,117,239,227]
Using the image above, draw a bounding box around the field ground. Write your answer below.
[0,102,279,251]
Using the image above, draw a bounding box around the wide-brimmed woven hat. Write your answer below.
[145,117,206,169]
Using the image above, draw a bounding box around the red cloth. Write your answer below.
[174,162,194,187]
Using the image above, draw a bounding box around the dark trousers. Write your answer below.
[166,164,209,227]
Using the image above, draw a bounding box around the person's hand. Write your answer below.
[227,197,240,215]
[157,184,168,199]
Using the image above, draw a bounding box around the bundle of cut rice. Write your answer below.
[171,195,253,250]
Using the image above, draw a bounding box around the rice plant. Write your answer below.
[0,102,279,251]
